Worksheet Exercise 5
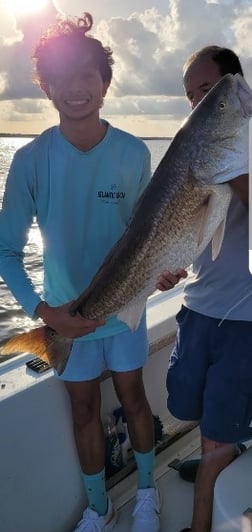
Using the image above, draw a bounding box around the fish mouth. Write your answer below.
[234,73,252,117]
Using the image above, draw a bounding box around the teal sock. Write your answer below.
[133,448,155,489]
[82,469,108,516]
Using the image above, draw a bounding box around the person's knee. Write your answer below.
[200,441,237,479]
[124,393,150,417]
[113,369,147,413]
[65,380,101,426]
[67,388,101,426]
[72,398,99,426]
[120,382,149,416]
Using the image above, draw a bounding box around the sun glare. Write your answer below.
[7,0,48,15]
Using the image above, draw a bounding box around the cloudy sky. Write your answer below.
[0,0,251,137]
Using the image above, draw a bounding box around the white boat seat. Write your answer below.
[212,444,252,531]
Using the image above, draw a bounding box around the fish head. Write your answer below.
[185,73,252,185]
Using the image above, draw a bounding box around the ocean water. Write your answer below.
[0,135,171,345]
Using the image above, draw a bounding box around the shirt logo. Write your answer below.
[97,184,126,203]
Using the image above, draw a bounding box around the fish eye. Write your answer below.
[219,101,226,110]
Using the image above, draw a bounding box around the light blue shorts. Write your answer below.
[58,316,148,382]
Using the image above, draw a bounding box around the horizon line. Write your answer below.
[0,132,172,140]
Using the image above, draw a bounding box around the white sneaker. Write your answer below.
[132,487,161,531]
[73,496,117,531]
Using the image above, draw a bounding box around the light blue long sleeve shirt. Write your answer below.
[0,122,151,340]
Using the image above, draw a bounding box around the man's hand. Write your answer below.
[35,301,105,338]
[156,268,188,291]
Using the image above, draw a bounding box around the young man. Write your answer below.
[157,46,251,532]
[0,13,161,532]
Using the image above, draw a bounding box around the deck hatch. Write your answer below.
[26,357,52,373]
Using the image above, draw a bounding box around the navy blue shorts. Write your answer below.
[167,306,252,443]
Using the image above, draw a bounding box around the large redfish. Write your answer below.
[1,73,252,374]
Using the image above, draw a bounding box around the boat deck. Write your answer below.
[109,426,200,531]
[1,294,252,532]
[109,427,252,532]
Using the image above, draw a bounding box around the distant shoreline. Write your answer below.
[0,133,36,138]
[0,133,172,140]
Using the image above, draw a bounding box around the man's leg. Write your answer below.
[190,436,241,532]
[65,379,104,473]
[112,368,154,455]
[112,369,160,531]
[65,379,111,517]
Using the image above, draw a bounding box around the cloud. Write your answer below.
[0,0,252,133]
[97,0,252,99]
[0,1,58,100]
[54,0,167,23]
[103,95,188,118]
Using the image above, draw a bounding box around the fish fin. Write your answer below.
[0,326,70,376]
[117,301,146,331]
[197,185,231,255]
[0,327,49,357]
[211,218,227,260]
[197,192,216,247]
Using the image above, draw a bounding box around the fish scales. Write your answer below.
[77,181,209,320]
[1,72,252,375]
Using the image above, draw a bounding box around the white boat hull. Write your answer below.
[0,285,251,532]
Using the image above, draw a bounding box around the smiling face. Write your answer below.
[41,47,110,124]
[183,56,222,109]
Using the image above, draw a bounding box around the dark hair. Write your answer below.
[32,12,114,85]
[183,45,244,77]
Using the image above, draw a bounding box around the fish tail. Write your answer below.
[0,327,51,367]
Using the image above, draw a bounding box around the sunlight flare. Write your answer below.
[7,0,48,15]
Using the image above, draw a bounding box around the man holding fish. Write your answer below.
[158,46,252,532]
[0,12,162,532]
[1,13,252,532]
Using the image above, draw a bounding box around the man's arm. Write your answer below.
[0,150,42,317]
